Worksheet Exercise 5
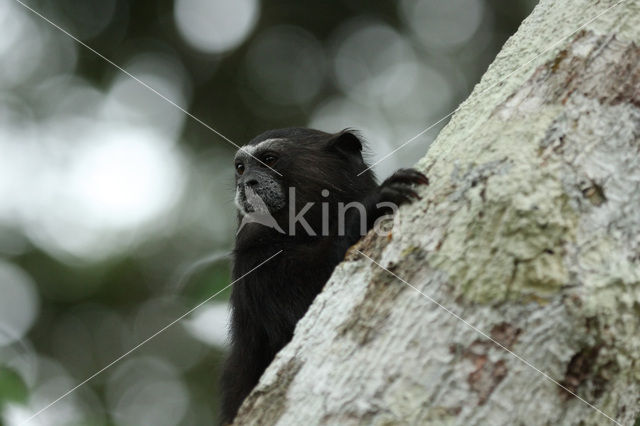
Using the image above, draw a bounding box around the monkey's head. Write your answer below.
[233,128,377,233]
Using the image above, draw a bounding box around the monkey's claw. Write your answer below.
[386,168,429,186]
[379,168,429,206]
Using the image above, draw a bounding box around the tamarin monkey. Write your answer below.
[220,128,428,424]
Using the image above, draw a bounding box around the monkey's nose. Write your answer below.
[245,179,259,187]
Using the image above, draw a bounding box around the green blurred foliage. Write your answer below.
[0,367,28,405]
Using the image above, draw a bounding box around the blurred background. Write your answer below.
[0,0,536,424]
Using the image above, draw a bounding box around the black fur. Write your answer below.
[219,128,428,424]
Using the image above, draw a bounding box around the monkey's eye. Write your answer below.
[262,155,277,167]
[235,163,245,175]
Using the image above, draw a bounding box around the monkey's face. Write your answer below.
[233,140,286,216]
[233,128,378,233]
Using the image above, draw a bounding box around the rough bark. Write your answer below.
[234,0,640,425]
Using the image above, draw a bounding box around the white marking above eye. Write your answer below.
[238,138,285,157]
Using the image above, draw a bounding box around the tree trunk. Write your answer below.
[234,0,640,424]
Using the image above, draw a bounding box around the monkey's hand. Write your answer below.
[342,168,428,248]
[378,168,429,206]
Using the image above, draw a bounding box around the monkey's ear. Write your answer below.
[327,130,363,156]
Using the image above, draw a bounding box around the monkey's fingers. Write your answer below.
[380,183,422,205]
[385,168,429,186]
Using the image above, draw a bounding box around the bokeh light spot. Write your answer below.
[0,261,39,347]
[68,130,182,228]
[107,357,189,426]
[400,0,485,49]
[174,0,259,54]
[245,26,326,105]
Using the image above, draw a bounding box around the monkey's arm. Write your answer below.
[342,168,429,250]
